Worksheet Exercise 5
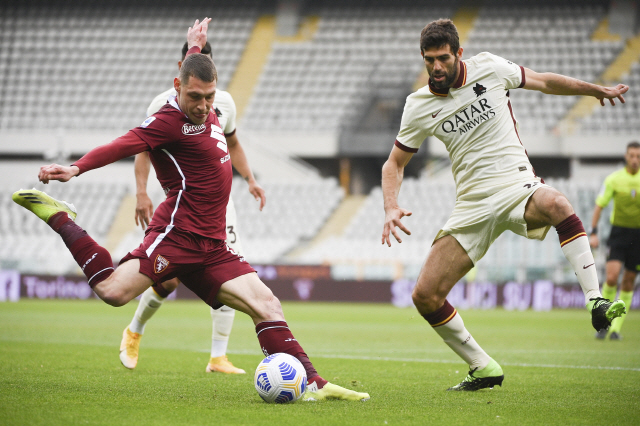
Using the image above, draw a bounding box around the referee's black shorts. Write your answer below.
[607,225,640,272]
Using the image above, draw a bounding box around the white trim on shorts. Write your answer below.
[146,149,186,257]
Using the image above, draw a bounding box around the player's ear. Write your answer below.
[177,60,182,70]
[174,77,181,94]
[457,47,463,59]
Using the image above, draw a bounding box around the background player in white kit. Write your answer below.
[382,19,628,391]
[119,41,266,374]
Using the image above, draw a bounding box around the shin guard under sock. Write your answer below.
[556,214,601,303]
[255,321,327,388]
[53,213,114,287]
[422,300,491,370]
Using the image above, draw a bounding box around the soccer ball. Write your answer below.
[254,353,307,403]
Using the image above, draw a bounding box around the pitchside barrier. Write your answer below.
[1,267,638,311]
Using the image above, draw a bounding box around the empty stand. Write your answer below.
[0,181,128,274]
[0,5,258,131]
[464,5,624,134]
[243,7,453,132]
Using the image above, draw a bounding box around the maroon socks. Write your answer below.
[49,212,114,287]
[255,320,327,389]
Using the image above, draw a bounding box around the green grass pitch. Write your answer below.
[1,299,639,425]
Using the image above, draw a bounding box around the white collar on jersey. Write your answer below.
[168,95,182,112]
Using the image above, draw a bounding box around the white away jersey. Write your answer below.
[146,88,237,136]
[396,52,535,195]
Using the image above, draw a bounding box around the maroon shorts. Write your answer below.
[120,227,255,307]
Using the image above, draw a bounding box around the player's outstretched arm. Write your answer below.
[39,164,79,184]
[227,133,266,211]
[523,68,629,106]
[134,152,154,230]
[381,146,413,246]
[187,17,211,50]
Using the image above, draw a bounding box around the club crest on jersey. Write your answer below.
[140,117,156,128]
[182,123,207,135]
[214,107,222,117]
[473,83,487,97]
[154,255,170,274]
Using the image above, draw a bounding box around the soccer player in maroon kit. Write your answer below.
[12,18,369,402]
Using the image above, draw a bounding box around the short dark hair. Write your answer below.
[420,19,460,55]
[179,53,217,84]
[627,141,640,150]
[181,41,212,60]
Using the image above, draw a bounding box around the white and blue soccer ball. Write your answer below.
[254,353,307,403]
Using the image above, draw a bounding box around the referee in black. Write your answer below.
[589,141,640,340]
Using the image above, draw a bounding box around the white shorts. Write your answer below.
[225,197,244,256]
[434,178,551,264]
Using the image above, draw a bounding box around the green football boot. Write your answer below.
[587,298,626,332]
[12,189,77,224]
[448,358,504,391]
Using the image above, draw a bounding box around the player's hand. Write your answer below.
[135,192,154,230]
[589,233,599,249]
[597,84,629,106]
[248,180,266,211]
[38,164,79,184]
[187,17,211,50]
[382,206,412,247]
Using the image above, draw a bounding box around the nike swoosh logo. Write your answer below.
[583,263,595,269]
[432,108,443,118]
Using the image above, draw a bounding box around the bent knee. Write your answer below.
[412,288,445,314]
[552,194,574,217]
[541,192,573,219]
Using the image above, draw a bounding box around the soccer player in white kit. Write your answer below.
[119,41,266,374]
[382,19,629,391]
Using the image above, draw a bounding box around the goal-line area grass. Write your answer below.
[1,299,638,425]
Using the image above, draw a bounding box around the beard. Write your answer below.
[429,57,459,89]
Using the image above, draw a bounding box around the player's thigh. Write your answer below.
[413,235,473,311]
[524,186,574,228]
[216,272,284,324]
[94,259,153,306]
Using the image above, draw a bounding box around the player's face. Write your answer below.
[422,45,462,89]
[174,76,217,125]
[625,147,640,174]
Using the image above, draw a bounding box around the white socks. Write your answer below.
[432,312,491,371]
[210,306,236,358]
[561,236,602,304]
[129,287,165,335]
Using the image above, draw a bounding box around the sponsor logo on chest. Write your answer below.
[440,96,495,135]
[182,123,207,135]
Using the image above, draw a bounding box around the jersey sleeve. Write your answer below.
[223,94,237,136]
[595,174,615,208]
[130,115,181,150]
[485,52,525,90]
[72,131,148,175]
[394,96,430,152]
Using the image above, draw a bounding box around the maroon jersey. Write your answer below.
[131,96,232,241]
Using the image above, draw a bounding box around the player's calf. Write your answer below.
[13,189,114,288]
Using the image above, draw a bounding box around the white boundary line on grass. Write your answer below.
[226,350,640,372]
